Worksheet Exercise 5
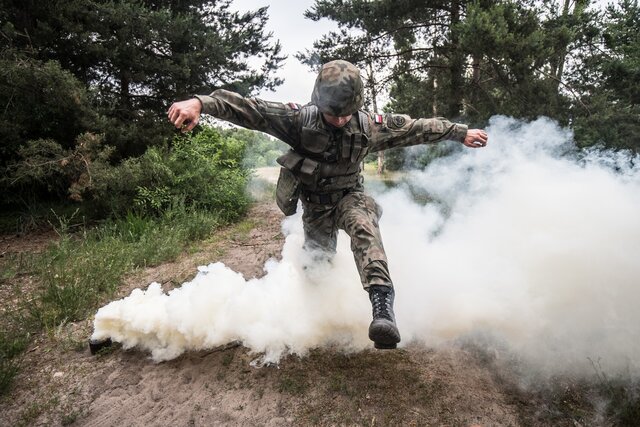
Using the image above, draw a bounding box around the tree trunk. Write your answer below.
[433,76,438,116]
[447,0,464,119]
[367,60,385,175]
[120,71,131,117]
[472,54,481,85]
[552,0,588,93]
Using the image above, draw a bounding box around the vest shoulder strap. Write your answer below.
[300,104,319,129]
[357,111,371,138]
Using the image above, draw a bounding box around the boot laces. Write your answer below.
[372,291,393,321]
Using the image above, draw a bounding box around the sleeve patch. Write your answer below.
[264,101,286,110]
[391,115,406,128]
[288,102,301,110]
[374,114,384,124]
[260,100,288,116]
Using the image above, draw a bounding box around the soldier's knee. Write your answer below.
[363,194,383,220]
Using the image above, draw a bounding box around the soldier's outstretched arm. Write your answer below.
[368,113,487,152]
[168,89,301,147]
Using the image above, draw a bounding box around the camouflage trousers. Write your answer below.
[301,190,392,289]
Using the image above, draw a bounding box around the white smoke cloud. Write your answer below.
[92,217,372,363]
[92,116,640,378]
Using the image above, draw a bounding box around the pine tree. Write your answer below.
[569,0,640,151]
[0,0,285,156]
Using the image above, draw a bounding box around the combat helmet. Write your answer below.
[311,60,364,116]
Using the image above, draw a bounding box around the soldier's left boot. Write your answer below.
[367,285,401,349]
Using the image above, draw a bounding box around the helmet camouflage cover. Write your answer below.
[311,60,364,116]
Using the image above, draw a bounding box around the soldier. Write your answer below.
[168,60,488,350]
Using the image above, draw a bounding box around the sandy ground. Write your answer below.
[1,200,604,426]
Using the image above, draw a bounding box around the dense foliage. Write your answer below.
[570,0,640,150]
[0,0,284,154]
[1,0,637,191]
[3,127,251,220]
[0,1,283,396]
[302,0,639,169]
[0,0,284,215]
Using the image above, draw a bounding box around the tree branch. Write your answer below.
[534,66,591,113]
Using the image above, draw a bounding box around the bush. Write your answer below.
[2,133,114,204]
[166,128,250,220]
[0,53,97,165]
[87,126,250,220]
[3,126,251,222]
[25,206,222,329]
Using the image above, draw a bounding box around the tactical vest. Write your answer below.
[275,105,371,215]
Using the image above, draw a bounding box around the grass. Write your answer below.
[0,205,225,396]
[278,375,309,395]
[0,326,30,395]
[0,200,94,234]
[26,208,220,329]
[589,358,640,426]
[229,218,258,244]
[272,349,445,425]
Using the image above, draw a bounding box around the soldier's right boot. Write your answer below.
[367,285,401,350]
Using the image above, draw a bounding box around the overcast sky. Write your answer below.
[230,0,338,103]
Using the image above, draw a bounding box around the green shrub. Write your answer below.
[3,126,250,222]
[166,128,250,220]
[86,127,250,220]
[24,205,222,329]
[1,133,113,205]
[0,54,96,162]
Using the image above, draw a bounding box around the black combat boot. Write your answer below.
[367,285,401,349]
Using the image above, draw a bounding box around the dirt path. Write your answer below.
[1,202,596,426]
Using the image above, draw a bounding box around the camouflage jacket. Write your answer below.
[195,89,468,153]
[195,89,467,202]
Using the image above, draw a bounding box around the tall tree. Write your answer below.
[303,0,605,121]
[0,0,285,156]
[299,0,463,171]
[456,1,565,122]
[545,0,591,92]
[301,0,469,117]
[569,0,640,151]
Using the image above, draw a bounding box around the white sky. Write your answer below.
[230,0,338,103]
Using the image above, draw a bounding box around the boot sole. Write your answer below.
[374,342,397,350]
[369,319,401,350]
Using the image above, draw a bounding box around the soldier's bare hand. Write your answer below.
[463,129,488,148]
[167,98,202,132]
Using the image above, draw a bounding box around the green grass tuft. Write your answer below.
[0,205,225,395]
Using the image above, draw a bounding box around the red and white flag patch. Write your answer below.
[374,114,384,124]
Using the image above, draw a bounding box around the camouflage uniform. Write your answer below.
[195,68,467,291]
